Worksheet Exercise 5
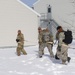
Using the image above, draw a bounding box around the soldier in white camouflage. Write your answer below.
[38,27,44,55]
[38,28,54,58]
[16,30,27,56]
[55,27,61,60]
[55,26,71,64]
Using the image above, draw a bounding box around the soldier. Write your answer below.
[39,28,54,58]
[55,26,61,60]
[38,27,44,55]
[16,30,27,56]
[56,26,71,64]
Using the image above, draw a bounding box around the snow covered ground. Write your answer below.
[0,40,75,75]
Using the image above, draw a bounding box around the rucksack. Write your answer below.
[42,32,50,43]
[63,30,73,44]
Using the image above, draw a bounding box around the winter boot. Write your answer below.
[55,54,60,60]
[39,56,42,58]
[67,57,71,63]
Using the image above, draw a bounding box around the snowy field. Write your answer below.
[0,40,75,75]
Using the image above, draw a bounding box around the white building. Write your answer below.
[33,0,75,38]
[33,0,59,38]
[0,0,40,47]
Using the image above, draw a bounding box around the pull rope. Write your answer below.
[25,40,38,43]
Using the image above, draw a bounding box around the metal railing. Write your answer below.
[40,13,47,20]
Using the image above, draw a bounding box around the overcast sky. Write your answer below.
[21,0,37,7]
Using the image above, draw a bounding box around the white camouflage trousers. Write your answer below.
[39,43,54,57]
[57,44,68,63]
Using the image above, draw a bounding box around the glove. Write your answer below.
[16,39,20,42]
[57,46,61,51]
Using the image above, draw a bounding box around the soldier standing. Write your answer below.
[16,30,27,56]
[39,28,54,58]
[55,26,71,64]
[55,26,61,60]
[38,27,44,55]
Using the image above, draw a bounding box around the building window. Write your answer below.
[49,22,50,24]
[48,8,51,13]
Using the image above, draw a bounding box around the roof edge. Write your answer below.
[17,0,41,17]
[33,0,40,6]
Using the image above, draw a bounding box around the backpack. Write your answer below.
[42,32,50,43]
[63,30,73,44]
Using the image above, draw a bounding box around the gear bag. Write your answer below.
[63,30,73,44]
[42,32,51,42]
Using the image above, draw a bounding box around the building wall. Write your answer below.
[34,0,52,15]
[34,0,75,39]
[0,0,40,47]
[34,0,58,38]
